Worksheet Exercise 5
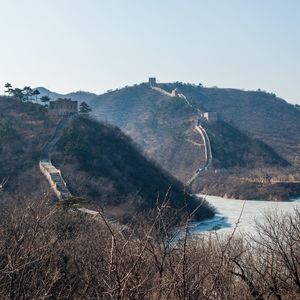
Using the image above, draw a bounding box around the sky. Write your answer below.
[0,0,299,104]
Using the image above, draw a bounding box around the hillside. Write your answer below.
[0,96,57,199]
[0,96,214,223]
[163,83,300,166]
[205,120,289,169]
[90,84,205,180]
[89,82,300,200]
[50,116,215,222]
[190,121,300,201]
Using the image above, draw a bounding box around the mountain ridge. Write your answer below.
[23,81,300,200]
[88,81,300,200]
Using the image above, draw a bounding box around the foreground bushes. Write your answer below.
[0,198,300,299]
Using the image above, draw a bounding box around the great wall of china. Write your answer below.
[149,78,214,185]
[38,78,214,217]
[39,160,71,200]
[39,115,104,219]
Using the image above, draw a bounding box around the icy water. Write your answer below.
[189,195,300,235]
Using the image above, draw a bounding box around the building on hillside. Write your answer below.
[198,112,218,124]
[149,77,156,87]
[48,98,78,116]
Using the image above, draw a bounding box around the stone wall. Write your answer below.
[39,161,71,200]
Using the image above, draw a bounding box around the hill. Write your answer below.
[89,82,300,200]
[90,84,205,180]
[165,83,300,166]
[36,87,97,103]
[0,96,56,199]
[205,120,289,169]
[0,96,214,223]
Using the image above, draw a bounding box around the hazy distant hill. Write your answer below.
[36,87,97,103]
[89,82,300,200]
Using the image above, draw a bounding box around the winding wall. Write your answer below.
[39,115,118,221]
[39,161,71,200]
[150,85,213,185]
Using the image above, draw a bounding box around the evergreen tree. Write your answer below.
[40,96,50,108]
[32,89,40,102]
[23,86,33,101]
[12,88,25,101]
[79,101,92,114]
[40,95,50,103]
[4,83,13,97]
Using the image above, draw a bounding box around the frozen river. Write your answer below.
[189,194,300,235]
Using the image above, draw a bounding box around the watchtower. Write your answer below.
[149,77,156,87]
[171,88,179,97]
[48,98,78,116]
[199,112,218,123]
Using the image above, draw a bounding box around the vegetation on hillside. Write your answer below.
[173,82,300,165]
[0,97,56,198]
[89,82,298,200]
[206,120,289,169]
[79,101,92,114]
[0,96,214,223]
[89,84,207,181]
[52,116,214,222]
[4,83,41,102]
[1,197,300,299]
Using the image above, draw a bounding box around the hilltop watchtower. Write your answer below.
[149,77,156,87]
[48,98,78,116]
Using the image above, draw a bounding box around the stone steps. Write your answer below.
[39,161,71,200]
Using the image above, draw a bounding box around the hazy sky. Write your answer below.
[0,0,299,104]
